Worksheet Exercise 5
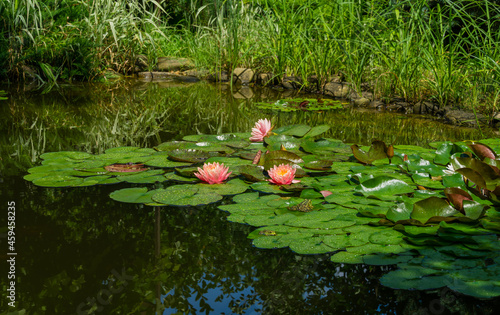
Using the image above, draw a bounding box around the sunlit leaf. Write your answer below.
[411,197,460,224]
[354,175,415,199]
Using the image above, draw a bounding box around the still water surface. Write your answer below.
[0,80,498,314]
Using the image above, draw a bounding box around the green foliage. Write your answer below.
[0,0,164,82]
[2,0,500,112]
[23,119,500,298]
[154,0,500,111]
[254,98,343,112]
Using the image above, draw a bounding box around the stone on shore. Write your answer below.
[157,57,194,72]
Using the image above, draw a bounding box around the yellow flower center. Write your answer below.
[206,164,217,171]
[276,168,289,176]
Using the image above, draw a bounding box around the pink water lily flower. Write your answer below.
[194,162,232,184]
[267,164,300,185]
[250,118,273,142]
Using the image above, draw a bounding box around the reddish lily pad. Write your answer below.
[104,163,149,172]
[467,142,497,161]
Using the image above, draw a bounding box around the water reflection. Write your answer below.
[0,80,493,175]
[0,80,499,314]
[3,175,497,314]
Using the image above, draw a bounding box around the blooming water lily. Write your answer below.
[267,164,300,185]
[194,162,232,184]
[250,118,273,142]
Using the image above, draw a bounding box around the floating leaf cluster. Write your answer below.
[24,124,500,298]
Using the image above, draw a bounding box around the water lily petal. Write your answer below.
[250,119,272,142]
[194,162,232,184]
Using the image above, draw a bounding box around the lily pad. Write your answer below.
[301,138,351,155]
[238,165,267,182]
[110,187,157,204]
[32,175,83,187]
[40,151,93,161]
[274,124,311,137]
[354,176,415,199]
[183,134,251,148]
[152,185,222,206]
[196,178,249,196]
[167,149,214,163]
[250,181,295,195]
[351,140,389,165]
[304,125,331,138]
[411,197,460,224]
[330,251,364,264]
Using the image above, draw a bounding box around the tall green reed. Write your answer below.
[0,0,44,77]
[77,0,165,74]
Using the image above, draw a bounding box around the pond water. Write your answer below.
[1,80,499,314]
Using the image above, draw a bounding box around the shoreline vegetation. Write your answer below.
[1,0,500,115]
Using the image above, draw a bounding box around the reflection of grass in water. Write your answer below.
[0,81,492,174]
[270,108,490,147]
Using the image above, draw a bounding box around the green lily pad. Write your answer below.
[104,146,140,153]
[386,200,413,222]
[346,243,406,255]
[250,181,295,195]
[322,234,368,249]
[232,192,260,203]
[411,197,460,224]
[264,135,302,148]
[434,142,466,165]
[28,165,76,174]
[354,176,415,199]
[196,178,249,195]
[167,149,218,163]
[96,151,152,162]
[368,229,404,245]
[304,125,331,138]
[397,225,439,237]
[448,279,500,299]
[382,273,450,290]
[411,173,444,189]
[76,175,115,186]
[117,170,166,184]
[462,200,489,220]
[362,254,412,265]
[144,155,192,168]
[304,160,333,171]
[152,185,222,206]
[163,172,199,183]
[238,165,267,182]
[288,237,334,254]
[443,172,465,187]
[330,251,364,264]
[32,175,84,187]
[301,138,351,155]
[40,151,93,161]
[110,187,157,204]
[274,124,311,137]
[351,141,389,165]
[252,235,288,249]
[183,134,250,148]
[245,213,297,227]
[438,221,493,235]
